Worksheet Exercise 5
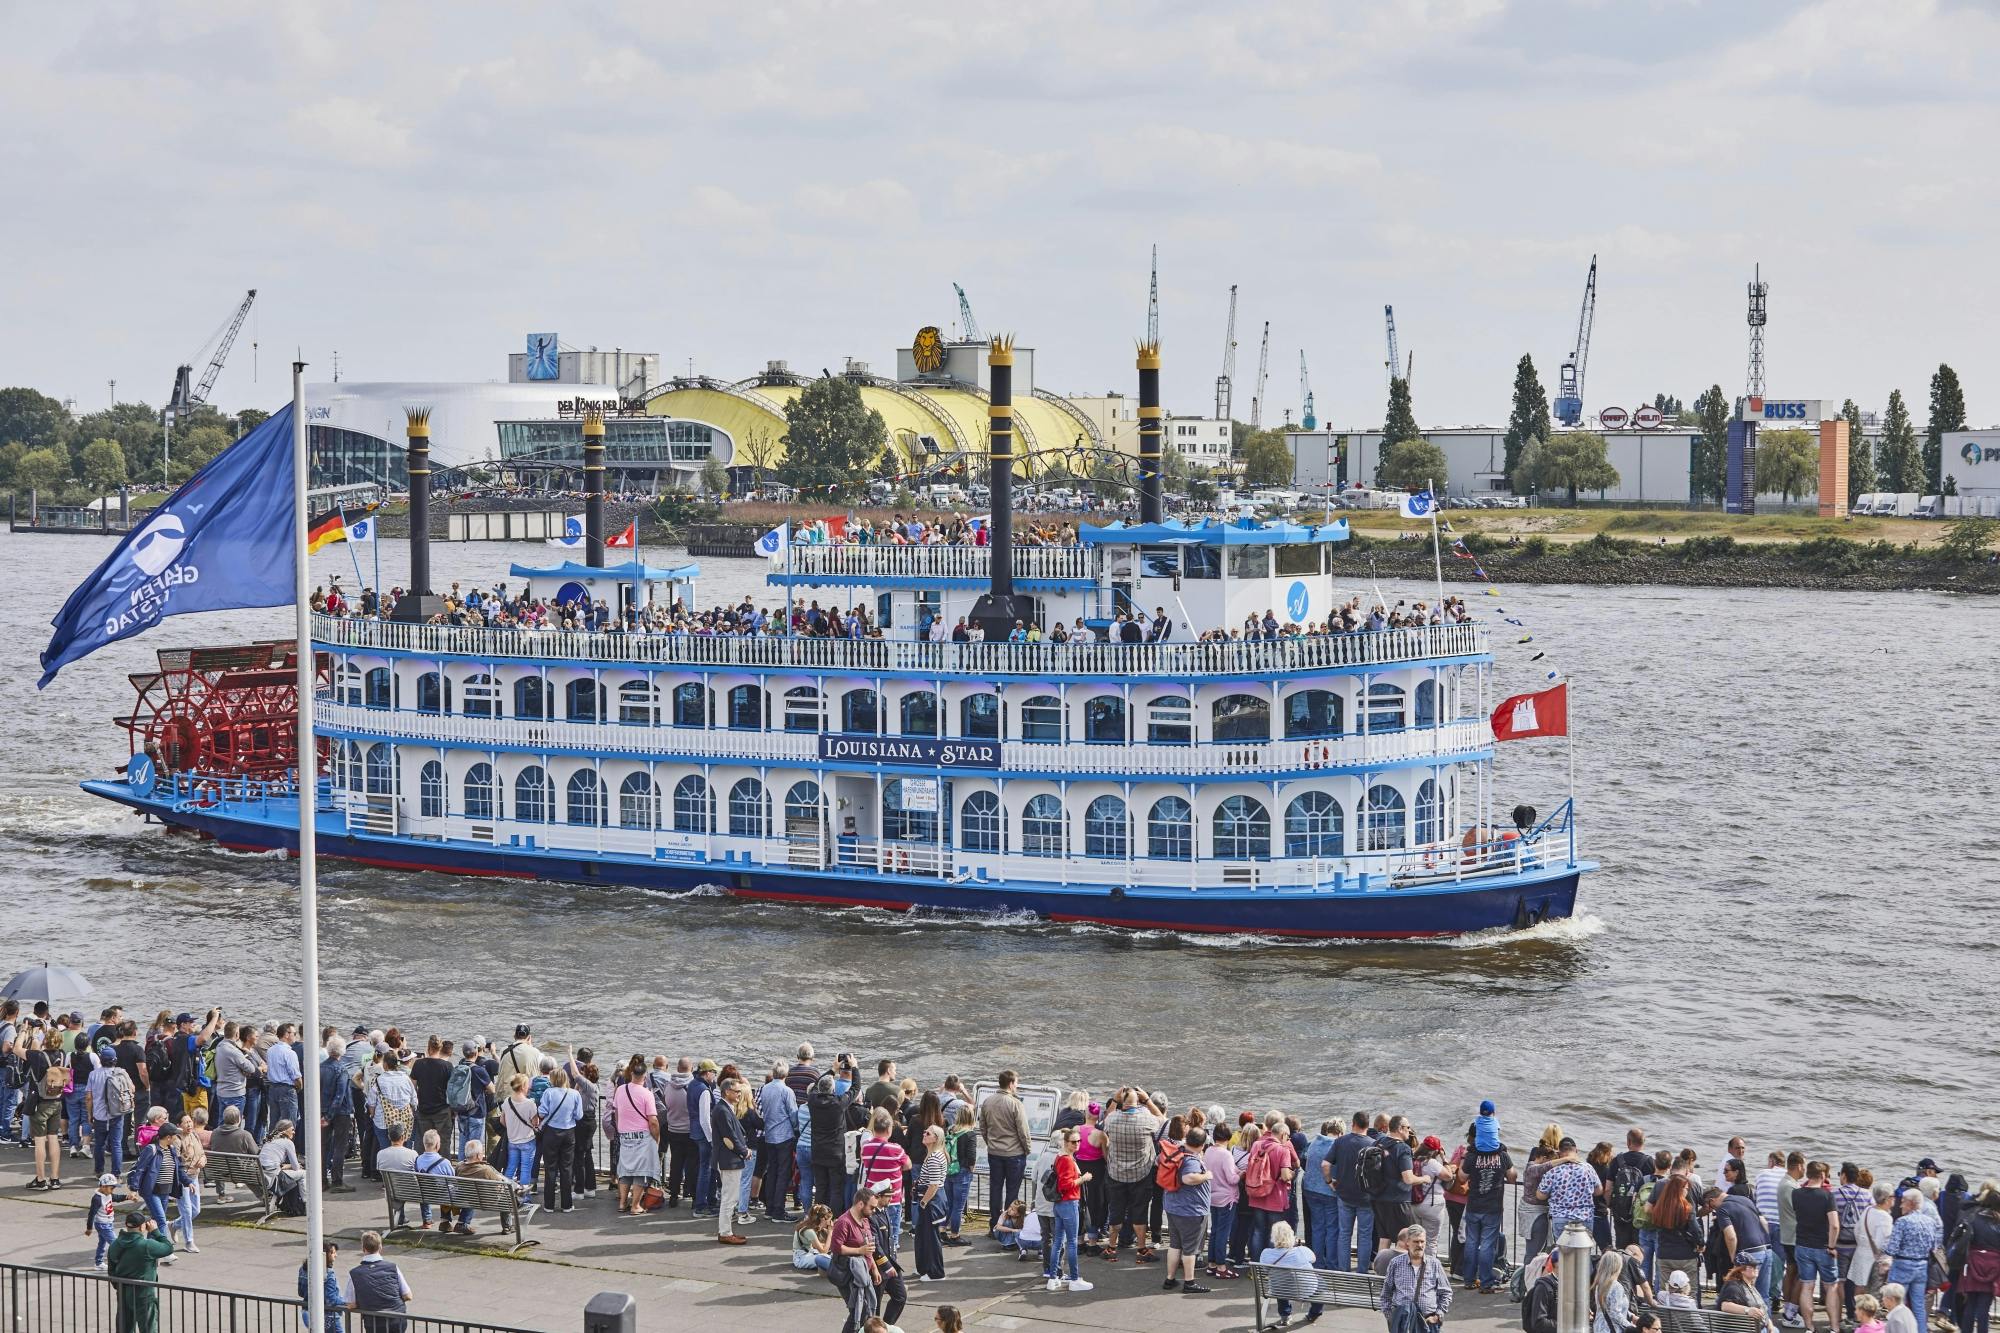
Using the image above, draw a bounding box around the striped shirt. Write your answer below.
[1755,1167,1788,1227]
[858,1135,909,1204]
[1834,1183,1872,1244]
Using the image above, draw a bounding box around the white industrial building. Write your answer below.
[1945,429,2000,499]
[1286,426,1699,504]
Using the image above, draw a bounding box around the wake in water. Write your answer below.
[1440,912,1608,949]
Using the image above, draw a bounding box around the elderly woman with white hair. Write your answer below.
[1853,1181,1898,1295]
[1259,1219,1322,1326]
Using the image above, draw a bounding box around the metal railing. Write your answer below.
[315,702,1492,778]
[313,614,1487,680]
[0,1260,549,1333]
[780,542,1093,582]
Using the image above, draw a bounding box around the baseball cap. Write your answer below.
[466,1037,483,1052]
[1479,1099,1496,1116]
[174,1012,195,1025]
[350,1025,369,1037]
[696,1059,719,1074]
[1422,1135,1443,1153]
[99,1174,119,1187]
[1917,1157,1939,1172]
[869,1178,895,1196]
[514,1023,532,1039]
[1668,1272,1689,1291]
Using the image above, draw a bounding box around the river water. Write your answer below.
[3,530,1995,1171]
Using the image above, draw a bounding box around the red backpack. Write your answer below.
[1155,1141,1187,1192]
[1244,1140,1276,1196]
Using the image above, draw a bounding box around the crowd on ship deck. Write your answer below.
[5,996,1995,1333]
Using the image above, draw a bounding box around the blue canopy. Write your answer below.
[1078,517,1349,547]
[507,559,701,583]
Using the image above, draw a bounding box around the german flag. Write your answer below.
[306,507,349,554]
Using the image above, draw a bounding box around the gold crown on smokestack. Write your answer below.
[582,407,606,436]
[404,406,432,437]
[987,333,1015,366]
[1136,340,1161,371]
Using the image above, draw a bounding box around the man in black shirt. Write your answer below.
[112,1023,148,1156]
[1790,1161,1842,1333]
[1371,1115,1421,1255]
[409,1037,454,1157]
[1463,1143,1517,1292]
[1329,1112,1376,1271]
[1610,1129,1658,1249]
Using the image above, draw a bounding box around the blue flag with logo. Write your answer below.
[39,404,296,687]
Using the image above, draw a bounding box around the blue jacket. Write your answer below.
[319,1056,353,1116]
[687,1079,712,1143]
[712,1101,749,1171]
[132,1141,185,1197]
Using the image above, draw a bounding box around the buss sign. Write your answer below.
[1745,397,1822,422]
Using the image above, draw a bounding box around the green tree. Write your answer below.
[1840,398,1872,503]
[71,402,157,482]
[1926,363,1966,493]
[1693,385,1731,503]
[776,376,886,493]
[1937,516,1998,561]
[175,424,233,478]
[236,407,270,435]
[1510,436,1543,496]
[0,441,24,488]
[1531,431,1620,505]
[1755,428,1817,503]
[1503,355,1550,480]
[1879,389,1922,492]
[1382,376,1418,448]
[1239,428,1293,487]
[79,437,127,493]
[1377,438,1449,493]
[698,455,727,496]
[0,388,72,454]
[1652,392,1684,419]
[14,445,71,496]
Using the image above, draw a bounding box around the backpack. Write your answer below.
[1611,1162,1647,1215]
[1632,1177,1661,1230]
[1039,1162,1061,1204]
[198,1039,216,1090]
[446,1061,476,1114]
[1358,1142,1393,1196]
[103,1067,136,1118]
[1522,1271,1559,1333]
[40,1052,69,1099]
[1244,1141,1276,1197]
[1156,1141,1188,1192]
[144,1036,173,1088]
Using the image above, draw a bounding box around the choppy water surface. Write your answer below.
[3,531,1995,1170]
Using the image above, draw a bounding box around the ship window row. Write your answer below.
[337,743,1453,857]
[333,661,1457,742]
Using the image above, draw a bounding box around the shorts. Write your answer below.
[1108,1177,1153,1228]
[1795,1247,1842,1284]
[1374,1200,1414,1240]
[29,1099,62,1136]
[1168,1211,1208,1254]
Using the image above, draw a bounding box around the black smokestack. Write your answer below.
[405,406,432,595]
[583,408,606,568]
[1138,341,1163,523]
[970,335,1030,641]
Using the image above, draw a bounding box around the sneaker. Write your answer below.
[48,1179,62,1190]
[159,1255,175,1266]
[184,1243,201,1255]
[1046,1277,1065,1292]
[94,1261,107,1272]
[26,1179,45,1191]
[1163,1277,1181,1291]
[561,1206,575,1213]
[1183,1281,1214,1294]
[1067,1279,1094,1293]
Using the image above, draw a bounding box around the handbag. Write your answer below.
[639,1183,666,1212]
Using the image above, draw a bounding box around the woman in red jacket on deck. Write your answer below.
[1049,1128,1094,1294]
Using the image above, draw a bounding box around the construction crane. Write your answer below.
[952,283,982,343]
[1249,321,1271,427]
[1299,351,1316,431]
[1146,244,1160,346]
[1745,262,1767,399]
[1383,305,1401,387]
[167,288,257,423]
[1214,284,1238,422]
[1553,255,1597,426]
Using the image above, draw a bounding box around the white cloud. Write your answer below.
[285,96,422,169]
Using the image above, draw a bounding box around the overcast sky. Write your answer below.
[5,0,1995,428]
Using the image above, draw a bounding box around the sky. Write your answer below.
[4,0,1996,429]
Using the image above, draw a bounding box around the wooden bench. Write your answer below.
[201,1151,275,1223]
[380,1169,536,1251]
[1246,1263,1385,1331]
[1649,1304,1767,1333]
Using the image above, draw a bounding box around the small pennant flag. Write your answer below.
[606,520,636,549]
[344,509,377,544]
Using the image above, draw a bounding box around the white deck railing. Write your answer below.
[312,614,1487,680]
[781,544,1093,582]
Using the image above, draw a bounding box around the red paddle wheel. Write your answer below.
[117,642,332,778]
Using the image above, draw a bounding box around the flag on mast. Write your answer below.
[1398,488,1436,519]
[1490,684,1568,741]
[754,522,789,557]
[546,514,587,549]
[606,519,636,549]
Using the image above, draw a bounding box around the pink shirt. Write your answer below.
[1204,1144,1244,1205]
[859,1135,910,1205]
[1245,1136,1298,1213]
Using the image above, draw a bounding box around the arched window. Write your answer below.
[673,775,712,833]
[566,770,605,826]
[1364,783,1407,850]
[456,673,495,718]
[415,672,449,715]
[1019,695,1062,743]
[1415,778,1446,844]
[363,666,393,710]
[1147,695,1193,745]
[959,693,1000,739]
[728,778,768,838]
[514,676,548,720]
[726,685,764,730]
[336,741,362,790]
[1082,696,1126,745]
[883,778,939,843]
[463,763,498,821]
[783,687,822,734]
[619,773,657,830]
[1285,791,1344,857]
[671,683,707,728]
[841,688,879,735]
[899,690,938,737]
[1415,679,1439,727]
[959,791,1001,853]
[515,765,553,824]
[1021,794,1065,856]
[1213,693,1271,742]
[363,743,395,796]
[784,781,822,827]
[566,678,604,722]
[1083,795,1128,858]
[618,680,658,725]
[1283,690,1344,739]
[1147,796,1193,860]
[335,663,362,707]
[1212,795,1271,860]
[1364,683,1406,732]
[418,760,445,817]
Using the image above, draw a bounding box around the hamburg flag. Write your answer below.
[40,404,296,687]
[1490,683,1568,741]
[606,519,636,549]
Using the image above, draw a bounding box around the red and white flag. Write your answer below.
[606,520,636,549]
[1491,684,1568,741]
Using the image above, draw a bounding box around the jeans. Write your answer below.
[457,1113,484,1160]
[144,1192,172,1234]
[1639,1228,1659,1284]
[542,1127,576,1210]
[987,1152,1025,1230]
[736,1148,757,1216]
[1744,1247,1779,1317]
[879,1202,904,1256]
[93,1219,115,1265]
[93,1116,128,1178]
[1250,1206,1286,1259]
[63,1089,89,1149]
[717,1167,743,1235]
[216,1094,247,1130]
[761,1139,796,1217]
[692,1139,715,1212]
[1888,1259,1928,1333]
[1210,1203,1237,1265]
[268,1087,301,1146]
[244,1085,265,1138]
[1465,1209,1504,1289]
[0,1083,21,1145]
[176,1184,200,1247]
[1051,1199,1081,1281]
[506,1139,537,1190]
[322,1113,354,1187]
[1306,1191,1339,1267]
[1335,1195,1375,1271]
[945,1172,970,1235]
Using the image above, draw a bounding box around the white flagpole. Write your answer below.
[290,362,328,1332]
[1427,479,1445,614]
[342,509,365,589]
